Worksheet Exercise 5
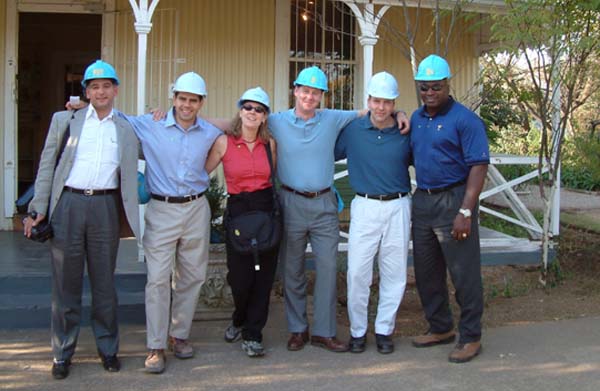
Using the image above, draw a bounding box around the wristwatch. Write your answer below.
[458,208,472,218]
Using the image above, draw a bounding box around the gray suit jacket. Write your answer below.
[29,107,140,240]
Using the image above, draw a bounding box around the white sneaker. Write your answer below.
[241,340,265,357]
[224,323,242,343]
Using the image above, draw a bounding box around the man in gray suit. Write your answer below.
[23,60,140,380]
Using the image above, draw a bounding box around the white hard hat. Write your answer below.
[173,72,207,97]
[367,71,399,100]
[237,87,270,113]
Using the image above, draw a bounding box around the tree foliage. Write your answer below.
[487,0,600,282]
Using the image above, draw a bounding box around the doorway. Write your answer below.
[17,12,102,198]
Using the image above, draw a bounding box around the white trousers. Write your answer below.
[143,196,210,349]
[347,195,411,337]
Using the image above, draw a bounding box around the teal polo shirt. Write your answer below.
[410,97,489,189]
[269,109,358,192]
[335,113,412,195]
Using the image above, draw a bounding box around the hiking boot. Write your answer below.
[241,340,265,357]
[224,323,243,343]
[144,349,165,374]
[412,330,456,348]
[169,337,194,359]
[448,341,482,363]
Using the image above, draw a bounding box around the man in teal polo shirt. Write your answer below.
[409,55,489,363]
[269,67,409,353]
[334,72,412,355]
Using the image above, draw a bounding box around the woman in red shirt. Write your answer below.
[205,87,278,357]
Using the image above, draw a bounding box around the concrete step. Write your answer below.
[0,273,147,329]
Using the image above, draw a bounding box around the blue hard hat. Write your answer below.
[294,66,328,91]
[238,87,270,113]
[82,60,120,88]
[415,54,452,81]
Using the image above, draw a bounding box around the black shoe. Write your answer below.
[51,359,71,380]
[348,335,366,353]
[100,354,121,372]
[375,334,394,354]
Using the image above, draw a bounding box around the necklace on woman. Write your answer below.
[242,137,257,143]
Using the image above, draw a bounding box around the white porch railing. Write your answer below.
[320,153,555,254]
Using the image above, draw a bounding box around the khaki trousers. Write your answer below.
[143,196,210,349]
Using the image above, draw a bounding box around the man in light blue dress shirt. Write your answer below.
[124,72,221,373]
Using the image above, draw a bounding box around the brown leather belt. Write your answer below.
[356,192,408,201]
[281,184,331,198]
[417,180,465,195]
[64,187,117,196]
[150,193,205,203]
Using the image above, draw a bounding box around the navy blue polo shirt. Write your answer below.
[335,113,412,195]
[410,97,489,189]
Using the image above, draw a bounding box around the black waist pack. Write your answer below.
[225,207,282,265]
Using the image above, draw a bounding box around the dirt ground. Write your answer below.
[277,224,600,337]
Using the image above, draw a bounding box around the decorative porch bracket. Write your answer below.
[343,1,390,108]
[128,0,160,115]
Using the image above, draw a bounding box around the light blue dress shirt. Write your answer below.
[125,109,222,196]
[268,109,358,192]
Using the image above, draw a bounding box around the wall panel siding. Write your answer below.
[0,0,7,227]
[373,7,480,113]
[113,0,276,118]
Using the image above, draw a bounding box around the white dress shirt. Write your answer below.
[65,106,119,190]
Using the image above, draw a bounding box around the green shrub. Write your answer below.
[561,135,600,191]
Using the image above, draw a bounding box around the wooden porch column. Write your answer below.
[127,0,160,261]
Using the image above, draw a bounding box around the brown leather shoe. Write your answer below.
[287,331,309,351]
[448,341,482,363]
[412,330,456,348]
[310,336,349,353]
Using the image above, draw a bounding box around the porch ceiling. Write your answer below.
[339,0,507,14]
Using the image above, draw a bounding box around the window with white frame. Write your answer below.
[290,0,356,109]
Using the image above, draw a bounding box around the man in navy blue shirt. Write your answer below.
[335,72,412,355]
[409,55,489,363]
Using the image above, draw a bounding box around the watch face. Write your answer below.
[460,208,471,218]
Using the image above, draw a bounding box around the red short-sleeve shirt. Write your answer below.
[222,135,272,195]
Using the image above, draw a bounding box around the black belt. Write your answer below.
[64,187,117,196]
[356,192,408,201]
[150,193,205,203]
[417,180,465,195]
[281,184,331,198]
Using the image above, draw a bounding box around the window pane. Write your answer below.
[289,0,356,110]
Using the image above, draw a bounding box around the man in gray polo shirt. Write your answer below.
[269,67,408,352]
